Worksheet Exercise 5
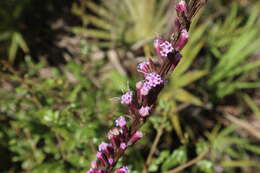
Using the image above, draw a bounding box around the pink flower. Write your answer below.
[120,142,127,150]
[154,37,174,58]
[140,82,152,96]
[136,81,143,89]
[98,142,109,152]
[139,106,151,117]
[121,91,133,105]
[159,41,174,57]
[137,61,151,74]
[115,116,127,128]
[145,72,164,87]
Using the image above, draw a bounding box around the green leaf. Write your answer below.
[161,147,187,171]
[196,160,213,173]
[174,88,203,106]
[173,70,208,87]
[149,150,170,172]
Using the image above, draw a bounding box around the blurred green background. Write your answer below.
[0,0,260,172]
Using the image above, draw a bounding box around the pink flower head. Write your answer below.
[139,106,151,117]
[121,91,133,105]
[120,142,127,150]
[116,166,129,173]
[145,72,164,87]
[137,61,151,74]
[159,41,174,57]
[140,81,152,96]
[98,142,109,152]
[128,131,143,146]
[115,116,127,128]
[176,0,187,14]
[175,29,189,51]
[154,37,174,58]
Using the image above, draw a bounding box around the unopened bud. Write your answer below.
[175,29,189,51]
[128,131,143,146]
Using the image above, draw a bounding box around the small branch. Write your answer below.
[142,125,165,173]
[224,114,260,140]
[163,149,209,173]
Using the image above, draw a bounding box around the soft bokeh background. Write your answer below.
[0,0,260,172]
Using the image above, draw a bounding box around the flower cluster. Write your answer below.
[154,38,174,58]
[139,72,164,96]
[86,0,206,172]
[87,116,142,173]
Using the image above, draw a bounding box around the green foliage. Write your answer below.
[206,3,260,98]
[72,0,170,48]
[0,56,127,172]
[161,146,188,171]
[0,0,30,62]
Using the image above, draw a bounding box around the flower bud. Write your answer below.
[128,131,143,146]
[108,157,114,165]
[176,0,187,14]
[175,29,189,51]
[137,61,151,75]
[136,81,143,89]
[108,128,124,148]
[96,152,107,166]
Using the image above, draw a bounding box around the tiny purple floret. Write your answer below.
[145,72,164,87]
[115,116,126,128]
[159,41,174,57]
[98,142,109,152]
[121,91,133,105]
[140,82,151,96]
[137,61,150,74]
[139,106,151,117]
